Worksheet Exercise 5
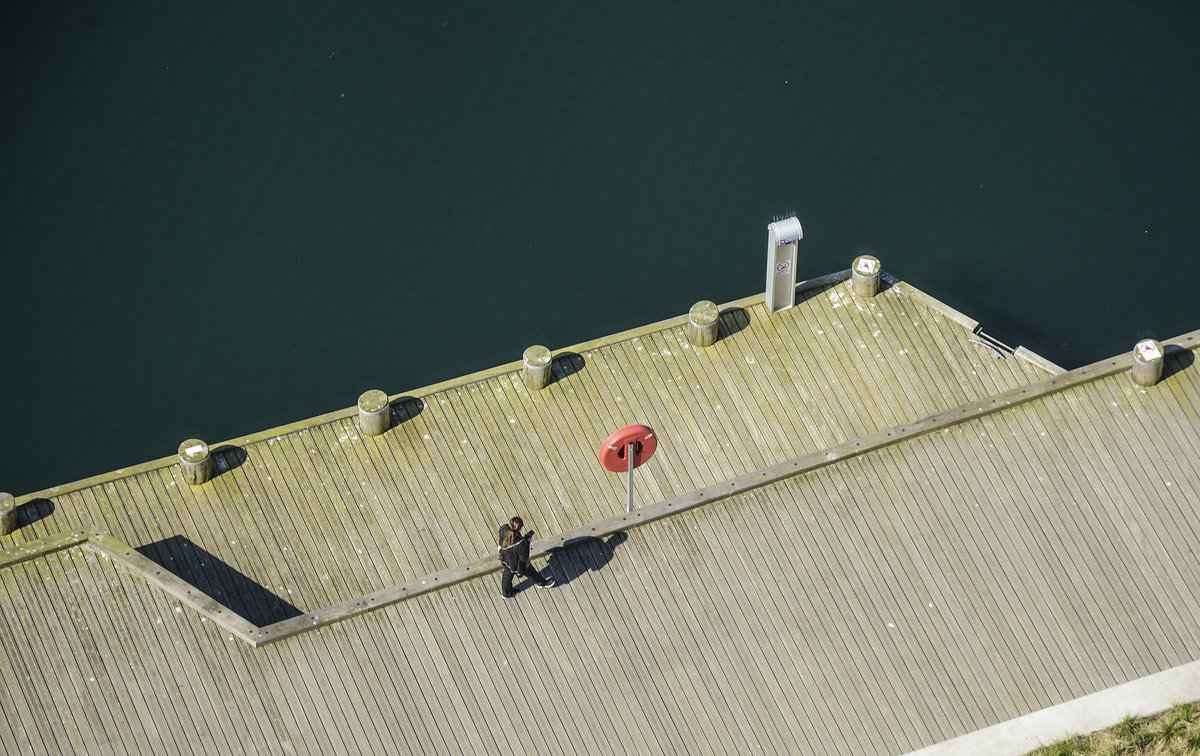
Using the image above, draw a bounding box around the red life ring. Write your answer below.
[598,425,657,472]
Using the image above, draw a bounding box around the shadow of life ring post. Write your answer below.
[598,425,657,513]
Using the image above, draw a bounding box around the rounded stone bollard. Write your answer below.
[851,255,882,297]
[357,390,392,436]
[522,345,553,390]
[1,492,16,536]
[1131,339,1164,387]
[178,439,213,486]
[687,300,720,347]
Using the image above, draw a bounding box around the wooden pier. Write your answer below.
[2,267,1198,754]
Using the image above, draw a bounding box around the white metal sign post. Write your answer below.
[765,216,802,315]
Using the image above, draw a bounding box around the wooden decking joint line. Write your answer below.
[0,529,93,569]
[85,532,260,645]
[1,529,261,646]
[885,275,979,333]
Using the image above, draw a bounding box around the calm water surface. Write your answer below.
[2,2,1197,495]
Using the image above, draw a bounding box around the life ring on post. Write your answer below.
[598,425,657,472]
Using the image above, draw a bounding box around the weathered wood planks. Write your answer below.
[2,273,1198,755]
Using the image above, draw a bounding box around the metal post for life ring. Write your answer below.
[626,441,636,512]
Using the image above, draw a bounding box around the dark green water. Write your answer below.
[3,2,1197,496]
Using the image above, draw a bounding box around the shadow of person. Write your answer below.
[541,532,629,587]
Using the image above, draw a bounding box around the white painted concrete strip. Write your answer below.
[903,659,1200,756]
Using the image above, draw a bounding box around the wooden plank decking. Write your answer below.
[3,271,1197,755]
[3,272,1048,618]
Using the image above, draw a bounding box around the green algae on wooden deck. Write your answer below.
[1,273,1067,623]
[2,270,1199,755]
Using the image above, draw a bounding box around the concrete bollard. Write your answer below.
[178,439,213,486]
[522,345,553,390]
[357,390,392,436]
[851,255,882,297]
[687,300,720,347]
[0,492,16,536]
[1131,339,1164,387]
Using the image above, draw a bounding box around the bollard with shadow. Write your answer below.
[687,301,720,347]
[522,345,553,390]
[357,389,391,436]
[178,439,213,486]
[851,255,882,297]
[1131,339,1164,387]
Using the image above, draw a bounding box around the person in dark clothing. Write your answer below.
[497,516,555,597]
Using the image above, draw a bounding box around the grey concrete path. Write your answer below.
[904,659,1200,755]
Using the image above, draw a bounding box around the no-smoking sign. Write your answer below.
[775,259,792,276]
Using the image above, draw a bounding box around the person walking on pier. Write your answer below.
[498,516,555,597]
